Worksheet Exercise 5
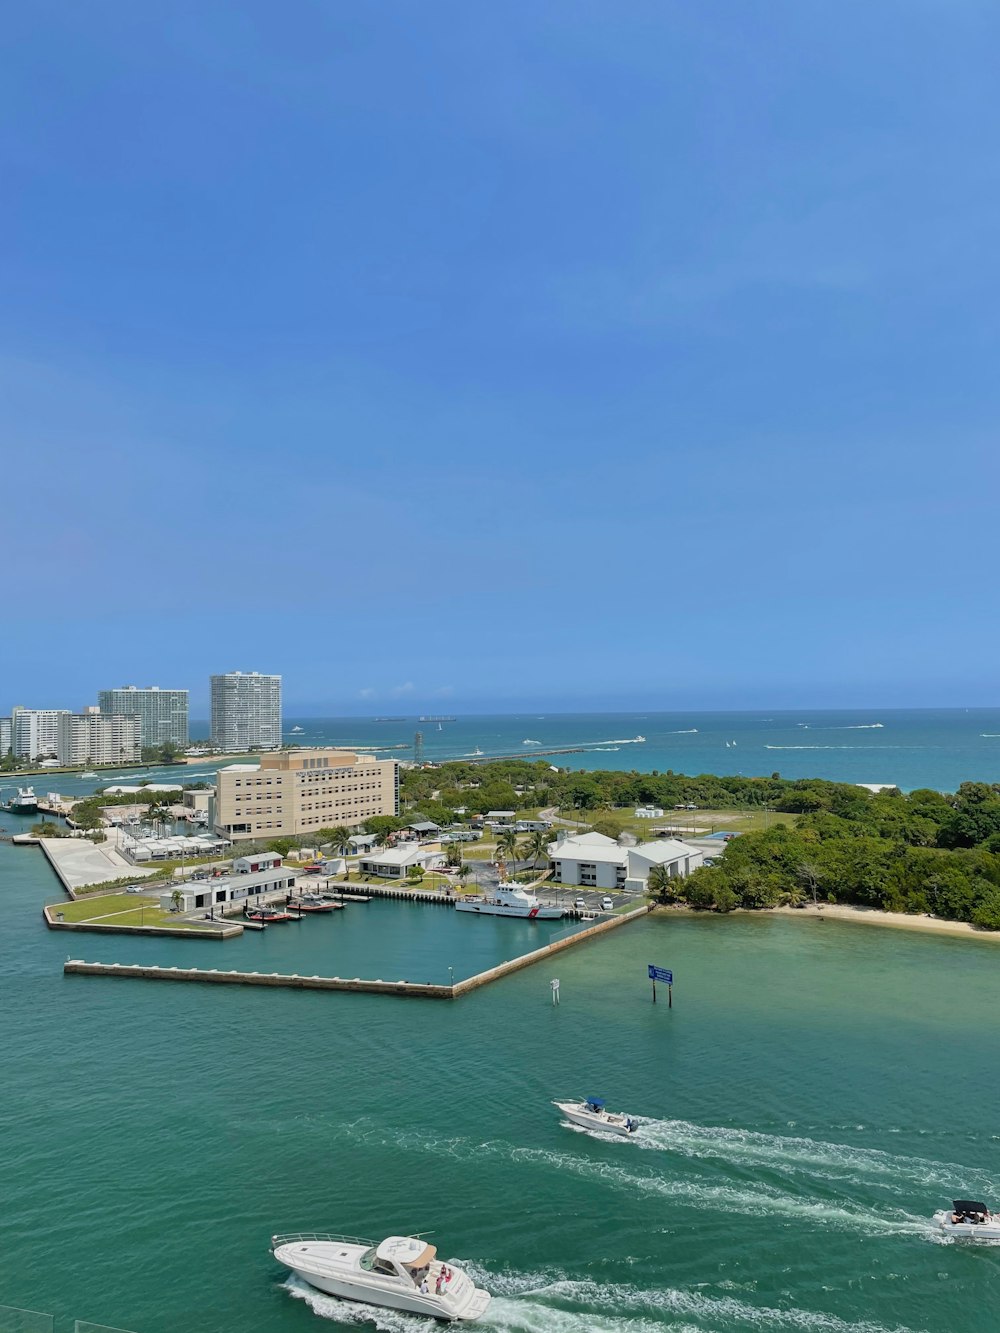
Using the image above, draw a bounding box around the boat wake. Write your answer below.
[285,1270,930,1332]
[344,1126,935,1239]
[622,1117,996,1195]
[669,728,699,734]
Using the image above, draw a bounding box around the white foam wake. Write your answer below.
[618,1117,995,1194]
[283,1271,929,1333]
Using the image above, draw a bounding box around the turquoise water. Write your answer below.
[9,709,1000,805]
[274,708,1000,791]
[5,835,1000,1333]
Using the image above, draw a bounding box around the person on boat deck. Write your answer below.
[419,1276,429,1295]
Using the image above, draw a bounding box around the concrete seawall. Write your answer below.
[63,961,452,998]
[453,903,653,995]
[62,902,652,998]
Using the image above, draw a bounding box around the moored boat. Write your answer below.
[5,786,39,815]
[272,1232,491,1322]
[553,1097,640,1136]
[455,883,563,919]
[244,906,295,923]
[288,895,339,913]
[932,1200,1000,1240]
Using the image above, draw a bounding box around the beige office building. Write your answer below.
[214,748,399,841]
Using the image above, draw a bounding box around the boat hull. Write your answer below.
[553,1101,638,1136]
[286,1267,488,1321]
[455,902,563,919]
[932,1211,1000,1240]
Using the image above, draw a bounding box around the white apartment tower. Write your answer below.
[97,686,189,749]
[11,708,72,761]
[210,672,282,753]
[70,708,141,765]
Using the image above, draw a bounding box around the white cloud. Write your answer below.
[389,681,415,698]
[432,684,455,697]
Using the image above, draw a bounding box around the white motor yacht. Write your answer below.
[455,883,563,919]
[932,1200,1000,1240]
[553,1097,640,1136]
[272,1232,491,1322]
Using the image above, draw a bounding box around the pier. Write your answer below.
[62,903,652,997]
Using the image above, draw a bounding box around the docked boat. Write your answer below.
[553,1097,640,1136]
[455,883,563,919]
[5,787,39,815]
[272,1232,491,1323]
[932,1200,1000,1240]
[288,895,339,913]
[244,906,295,923]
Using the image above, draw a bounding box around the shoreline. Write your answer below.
[659,901,1000,942]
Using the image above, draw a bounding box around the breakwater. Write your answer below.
[62,903,651,997]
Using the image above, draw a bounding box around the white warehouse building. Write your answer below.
[548,831,704,891]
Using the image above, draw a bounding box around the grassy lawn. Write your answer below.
[49,892,157,921]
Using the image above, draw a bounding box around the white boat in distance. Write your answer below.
[272,1232,492,1322]
[932,1200,1000,1240]
[554,1097,640,1136]
[455,883,563,919]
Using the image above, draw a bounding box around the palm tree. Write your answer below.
[169,888,184,913]
[647,864,678,904]
[497,827,519,879]
[525,829,550,869]
[456,863,472,891]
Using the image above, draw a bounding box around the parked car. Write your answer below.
[573,898,586,910]
[601,896,614,911]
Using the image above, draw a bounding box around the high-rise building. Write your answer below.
[11,708,72,761]
[0,717,11,756]
[210,672,282,753]
[97,686,189,749]
[69,708,142,765]
[214,748,399,840]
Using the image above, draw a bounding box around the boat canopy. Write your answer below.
[376,1237,437,1269]
[953,1200,989,1214]
[586,1097,606,1109]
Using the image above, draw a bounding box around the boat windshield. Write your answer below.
[359,1247,378,1270]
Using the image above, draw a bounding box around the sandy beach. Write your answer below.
[774,902,1000,941]
[656,901,1000,941]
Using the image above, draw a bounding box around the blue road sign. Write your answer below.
[648,966,673,983]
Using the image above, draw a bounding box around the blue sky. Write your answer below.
[4,1,1000,715]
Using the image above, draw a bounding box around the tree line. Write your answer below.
[664,781,1000,929]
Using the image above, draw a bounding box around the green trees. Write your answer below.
[525,829,550,869]
[647,864,681,903]
[497,827,519,870]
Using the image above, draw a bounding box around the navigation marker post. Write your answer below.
[648,965,673,1007]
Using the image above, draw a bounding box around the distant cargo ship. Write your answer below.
[419,715,456,722]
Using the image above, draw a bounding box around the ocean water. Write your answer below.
[4,826,1000,1333]
[273,709,1000,792]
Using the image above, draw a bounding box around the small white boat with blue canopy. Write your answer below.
[553,1097,640,1136]
[271,1231,492,1322]
[932,1200,1000,1240]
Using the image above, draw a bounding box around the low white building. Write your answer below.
[549,831,704,891]
[624,839,704,891]
[358,844,446,880]
[233,851,283,874]
[160,865,296,914]
[548,832,628,890]
[635,805,664,819]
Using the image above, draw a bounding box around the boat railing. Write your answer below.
[271,1231,373,1249]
